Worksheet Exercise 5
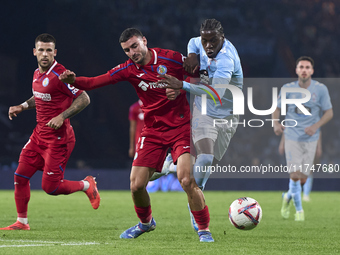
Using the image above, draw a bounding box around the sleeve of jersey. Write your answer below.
[187,37,200,54]
[182,58,232,100]
[320,85,332,111]
[73,70,125,91]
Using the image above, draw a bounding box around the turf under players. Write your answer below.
[272,56,333,221]
[0,34,100,231]
[59,28,214,242]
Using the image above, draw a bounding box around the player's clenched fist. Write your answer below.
[59,70,76,84]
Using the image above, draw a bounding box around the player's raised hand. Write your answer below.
[59,70,76,84]
[46,114,64,130]
[166,88,180,100]
[183,53,199,74]
[8,105,24,120]
[157,74,183,90]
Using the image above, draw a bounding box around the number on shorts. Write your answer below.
[140,137,146,149]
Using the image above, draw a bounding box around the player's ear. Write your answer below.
[54,49,57,57]
[33,48,36,56]
[142,36,147,46]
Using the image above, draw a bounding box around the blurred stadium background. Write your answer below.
[0,0,339,190]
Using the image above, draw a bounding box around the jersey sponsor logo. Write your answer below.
[136,73,145,78]
[67,84,79,95]
[33,90,51,101]
[157,65,167,75]
[42,77,49,87]
[46,172,54,175]
[138,81,167,91]
[183,146,190,149]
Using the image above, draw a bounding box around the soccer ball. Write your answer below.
[228,197,262,230]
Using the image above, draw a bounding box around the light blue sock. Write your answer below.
[303,175,313,196]
[193,154,214,190]
[289,179,303,212]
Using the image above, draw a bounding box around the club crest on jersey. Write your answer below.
[157,65,167,75]
[42,78,49,87]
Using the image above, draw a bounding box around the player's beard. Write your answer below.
[134,50,147,65]
[38,59,53,71]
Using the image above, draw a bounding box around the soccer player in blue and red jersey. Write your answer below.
[0,34,100,231]
[59,28,214,242]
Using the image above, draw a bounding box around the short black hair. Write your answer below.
[35,33,56,46]
[200,19,224,36]
[296,56,314,67]
[119,28,144,43]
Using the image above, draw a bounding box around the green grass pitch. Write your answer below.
[0,190,339,255]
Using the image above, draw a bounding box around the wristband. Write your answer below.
[21,102,29,109]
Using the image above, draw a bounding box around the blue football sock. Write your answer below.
[288,179,303,212]
[193,154,214,190]
[303,175,313,196]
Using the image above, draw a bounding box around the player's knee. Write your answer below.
[178,175,195,191]
[130,180,146,194]
[290,172,300,182]
[41,178,59,195]
[14,173,29,186]
[196,154,214,167]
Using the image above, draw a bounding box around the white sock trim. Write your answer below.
[17,217,28,224]
[82,180,90,191]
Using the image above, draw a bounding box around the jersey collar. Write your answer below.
[46,60,58,75]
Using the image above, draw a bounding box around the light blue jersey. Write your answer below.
[277,80,332,142]
[182,37,243,118]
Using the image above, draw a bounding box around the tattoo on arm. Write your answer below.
[26,96,36,109]
[61,92,90,120]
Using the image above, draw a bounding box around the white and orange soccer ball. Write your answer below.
[228,197,262,230]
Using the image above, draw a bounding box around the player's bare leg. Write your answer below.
[120,166,156,239]
[177,153,214,242]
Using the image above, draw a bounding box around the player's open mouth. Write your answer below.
[206,51,214,57]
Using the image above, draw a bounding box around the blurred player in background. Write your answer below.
[60,28,214,242]
[0,34,100,231]
[158,19,243,231]
[272,56,333,221]
[278,132,322,201]
[128,100,144,158]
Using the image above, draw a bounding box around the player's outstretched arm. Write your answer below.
[59,70,76,84]
[165,88,180,100]
[183,53,199,74]
[8,96,35,120]
[46,91,90,130]
[157,74,183,90]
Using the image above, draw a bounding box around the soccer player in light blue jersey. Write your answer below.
[157,19,243,234]
[272,56,333,221]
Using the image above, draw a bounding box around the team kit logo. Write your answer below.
[138,65,168,91]
[42,78,49,87]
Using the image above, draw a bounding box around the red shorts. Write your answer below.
[18,136,75,181]
[132,123,191,172]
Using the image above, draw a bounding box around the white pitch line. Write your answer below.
[0,239,103,248]
[0,244,54,248]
